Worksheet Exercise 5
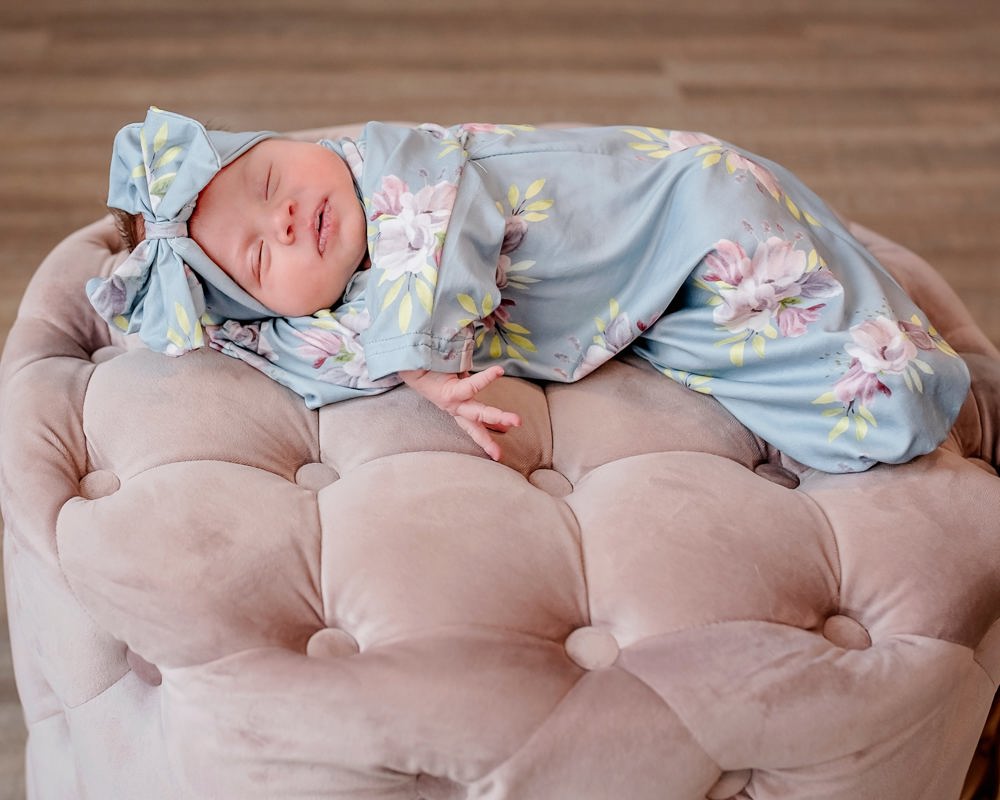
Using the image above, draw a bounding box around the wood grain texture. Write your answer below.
[0,1,997,797]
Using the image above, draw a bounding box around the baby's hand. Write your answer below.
[398,366,522,461]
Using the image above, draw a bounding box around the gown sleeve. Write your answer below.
[353,122,507,380]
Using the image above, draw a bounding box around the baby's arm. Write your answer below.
[398,367,522,461]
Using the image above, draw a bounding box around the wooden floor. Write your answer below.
[1,1,998,797]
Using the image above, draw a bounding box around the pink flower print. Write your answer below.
[496,255,511,290]
[481,298,515,331]
[776,303,825,338]
[460,123,503,134]
[753,236,808,291]
[711,237,807,334]
[898,319,935,351]
[370,175,409,219]
[832,359,892,405]
[702,240,750,286]
[211,320,275,360]
[501,215,528,254]
[705,237,840,340]
[724,152,782,199]
[293,326,345,370]
[667,131,719,151]
[818,314,941,443]
[572,312,633,380]
[844,316,918,376]
[372,178,457,281]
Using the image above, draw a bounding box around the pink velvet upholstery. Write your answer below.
[2,124,999,800]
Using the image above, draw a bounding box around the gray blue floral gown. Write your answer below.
[207,122,971,473]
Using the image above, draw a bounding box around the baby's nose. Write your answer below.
[273,200,297,243]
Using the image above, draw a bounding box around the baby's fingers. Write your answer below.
[454,416,503,461]
[457,401,521,430]
[452,365,505,400]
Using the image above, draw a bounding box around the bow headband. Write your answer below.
[86,106,280,354]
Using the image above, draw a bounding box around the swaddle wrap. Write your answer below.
[88,110,970,471]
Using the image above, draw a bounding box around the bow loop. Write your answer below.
[89,106,277,355]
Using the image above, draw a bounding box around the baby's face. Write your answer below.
[189,139,367,316]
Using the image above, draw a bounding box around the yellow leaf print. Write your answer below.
[525,200,553,212]
[525,179,546,199]
[730,342,745,367]
[153,122,169,153]
[624,128,653,141]
[507,185,520,208]
[415,280,434,314]
[153,145,183,170]
[382,275,406,310]
[489,334,502,359]
[785,195,802,220]
[854,416,869,440]
[457,294,478,316]
[398,293,412,331]
[522,212,549,222]
[858,405,877,426]
[148,172,177,197]
[166,328,185,349]
[174,302,192,335]
[812,391,837,405]
[702,153,722,168]
[751,334,766,359]
[131,163,146,179]
[506,344,527,361]
[507,333,536,352]
[482,293,495,317]
[113,314,129,331]
[688,375,713,394]
[828,416,850,443]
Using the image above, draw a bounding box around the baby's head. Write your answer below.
[186,137,367,316]
[106,110,367,319]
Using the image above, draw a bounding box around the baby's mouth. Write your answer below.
[315,198,333,256]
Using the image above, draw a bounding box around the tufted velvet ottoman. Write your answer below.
[2,124,1000,800]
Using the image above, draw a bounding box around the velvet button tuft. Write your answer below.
[564,626,619,670]
[307,628,360,658]
[706,768,752,799]
[823,614,872,650]
[528,468,573,498]
[90,346,125,364]
[125,648,162,687]
[415,773,465,800]
[295,462,340,491]
[753,462,800,489]
[79,470,121,500]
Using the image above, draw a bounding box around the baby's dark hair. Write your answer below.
[109,207,144,252]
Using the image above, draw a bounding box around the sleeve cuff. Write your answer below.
[363,327,475,380]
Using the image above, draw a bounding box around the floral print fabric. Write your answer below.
[213,122,970,473]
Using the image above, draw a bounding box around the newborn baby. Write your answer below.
[90,107,971,472]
